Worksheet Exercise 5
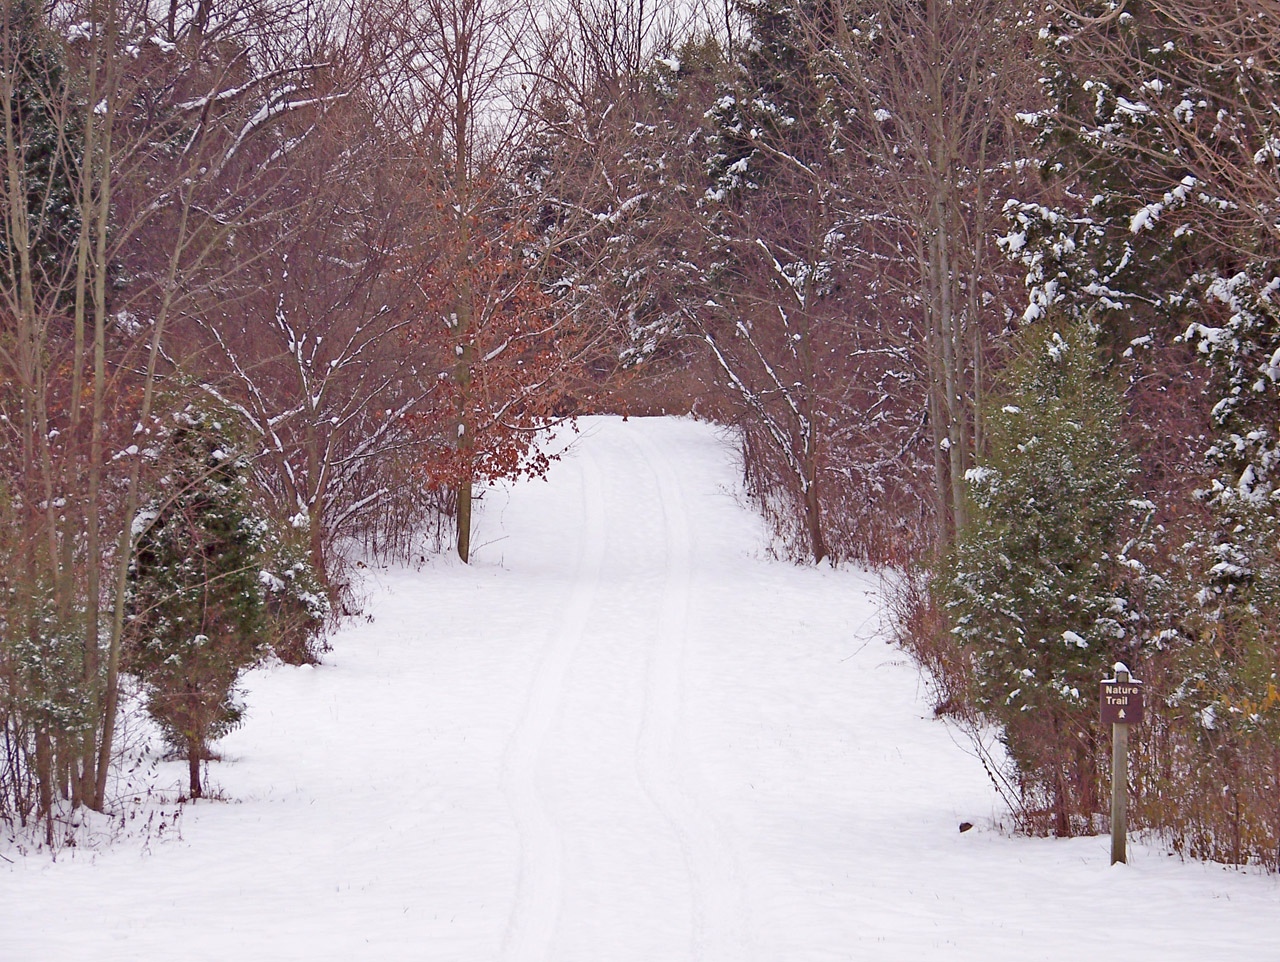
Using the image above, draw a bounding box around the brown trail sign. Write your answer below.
[1102,663,1142,865]
[1100,678,1144,725]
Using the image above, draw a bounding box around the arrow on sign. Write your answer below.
[1118,709,1126,720]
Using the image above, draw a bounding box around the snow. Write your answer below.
[1114,97,1150,117]
[1063,629,1089,649]
[129,506,159,537]
[6,416,1280,961]
[1129,177,1196,233]
[1130,204,1159,233]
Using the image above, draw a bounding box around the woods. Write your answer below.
[3,0,1280,874]
[0,0,582,838]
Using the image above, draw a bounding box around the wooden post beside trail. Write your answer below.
[1100,663,1143,866]
[1109,707,1128,865]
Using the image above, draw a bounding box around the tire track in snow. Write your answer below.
[500,448,607,962]
[630,428,753,962]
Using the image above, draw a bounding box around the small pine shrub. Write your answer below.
[126,405,267,798]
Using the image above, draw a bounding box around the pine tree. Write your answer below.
[1001,1,1211,343]
[941,322,1151,835]
[517,39,723,372]
[1002,0,1280,360]
[705,0,832,201]
[1173,270,1280,864]
[126,406,267,799]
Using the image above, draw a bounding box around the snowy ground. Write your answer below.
[5,415,1280,961]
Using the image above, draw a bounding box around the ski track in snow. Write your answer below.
[500,423,750,962]
[499,446,605,962]
[630,427,751,962]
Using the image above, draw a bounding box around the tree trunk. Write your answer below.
[453,309,474,562]
[82,52,113,806]
[803,474,827,563]
[309,509,330,596]
[931,107,968,538]
[452,123,475,563]
[35,728,53,825]
[456,478,473,563]
[187,734,202,799]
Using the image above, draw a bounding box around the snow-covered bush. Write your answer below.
[258,512,332,666]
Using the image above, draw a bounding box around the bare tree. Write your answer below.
[163,15,439,592]
[384,0,532,563]
[816,0,1036,542]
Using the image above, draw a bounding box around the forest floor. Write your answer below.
[5,416,1280,961]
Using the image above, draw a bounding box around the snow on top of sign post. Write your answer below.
[1103,663,1142,685]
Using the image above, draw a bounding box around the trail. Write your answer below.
[494,422,753,962]
[629,427,751,962]
[5,416,1280,962]
[499,448,605,962]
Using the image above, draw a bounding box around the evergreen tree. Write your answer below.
[1172,271,1280,863]
[516,39,723,371]
[1002,0,1280,377]
[999,1,1280,860]
[1001,1,1215,342]
[941,322,1152,835]
[126,406,268,799]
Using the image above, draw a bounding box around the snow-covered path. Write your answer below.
[6,416,1280,961]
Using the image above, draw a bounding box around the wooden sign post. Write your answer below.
[1100,663,1143,865]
